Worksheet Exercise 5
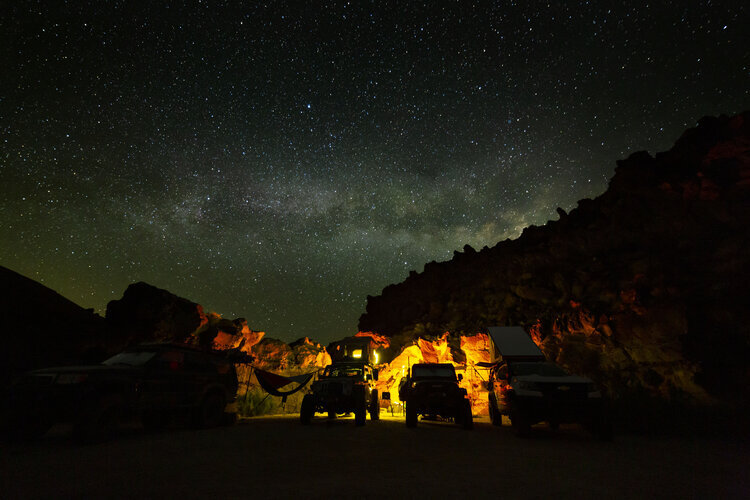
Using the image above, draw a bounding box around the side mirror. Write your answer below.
[381,392,391,401]
[457,373,463,382]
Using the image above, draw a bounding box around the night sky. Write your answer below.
[2,1,747,344]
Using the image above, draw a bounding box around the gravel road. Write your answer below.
[2,414,748,499]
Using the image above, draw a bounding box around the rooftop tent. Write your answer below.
[486,326,545,362]
[327,336,375,363]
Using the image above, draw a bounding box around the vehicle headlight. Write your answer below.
[55,374,88,384]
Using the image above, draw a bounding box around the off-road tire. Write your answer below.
[193,391,225,428]
[300,394,314,425]
[369,390,380,420]
[73,393,125,444]
[488,394,502,426]
[354,400,366,426]
[592,414,613,441]
[405,400,417,428]
[510,406,531,438]
[142,410,170,431]
[462,400,474,430]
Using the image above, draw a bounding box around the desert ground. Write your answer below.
[2,414,748,499]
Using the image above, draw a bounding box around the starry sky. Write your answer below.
[2,1,748,345]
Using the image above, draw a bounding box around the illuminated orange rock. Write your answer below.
[372,333,492,415]
[355,331,391,349]
[459,333,493,415]
[417,332,453,363]
[291,337,332,369]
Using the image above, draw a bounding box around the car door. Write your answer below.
[141,350,187,410]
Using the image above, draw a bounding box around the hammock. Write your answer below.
[253,368,315,397]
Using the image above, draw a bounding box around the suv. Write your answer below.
[300,361,379,426]
[3,343,241,442]
[398,363,473,429]
[484,326,611,439]
[487,360,611,439]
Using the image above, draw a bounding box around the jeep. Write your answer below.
[300,361,379,426]
[398,363,473,429]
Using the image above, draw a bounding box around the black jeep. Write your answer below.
[300,361,379,426]
[398,363,473,429]
[3,343,241,442]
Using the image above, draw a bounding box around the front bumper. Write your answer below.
[511,394,605,424]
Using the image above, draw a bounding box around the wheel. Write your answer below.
[592,414,613,441]
[405,400,417,428]
[73,394,125,444]
[510,406,531,438]
[300,395,314,425]
[142,410,170,431]
[462,401,474,430]
[488,395,502,426]
[369,390,380,420]
[354,400,366,426]
[193,392,225,428]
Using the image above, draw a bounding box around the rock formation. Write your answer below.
[0,266,107,387]
[359,112,750,421]
[105,282,209,347]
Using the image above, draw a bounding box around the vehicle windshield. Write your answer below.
[411,365,456,380]
[510,362,569,377]
[103,350,158,366]
[324,365,363,378]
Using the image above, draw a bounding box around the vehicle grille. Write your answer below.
[320,381,343,395]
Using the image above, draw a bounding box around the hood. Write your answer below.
[30,364,138,375]
[514,374,593,384]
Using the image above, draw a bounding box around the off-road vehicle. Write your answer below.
[300,362,379,426]
[300,336,380,426]
[484,326,612,439]
[3,343,242,442]
[398,363,473,429]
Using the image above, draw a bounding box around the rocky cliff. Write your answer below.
[359,112,750,420]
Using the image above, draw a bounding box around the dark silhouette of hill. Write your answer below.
[359,112,750,421]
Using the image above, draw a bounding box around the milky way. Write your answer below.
[2,1,748,344]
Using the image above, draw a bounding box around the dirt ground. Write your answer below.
[2,414,748,499]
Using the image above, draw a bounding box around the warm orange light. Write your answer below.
[372,332,493,415]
